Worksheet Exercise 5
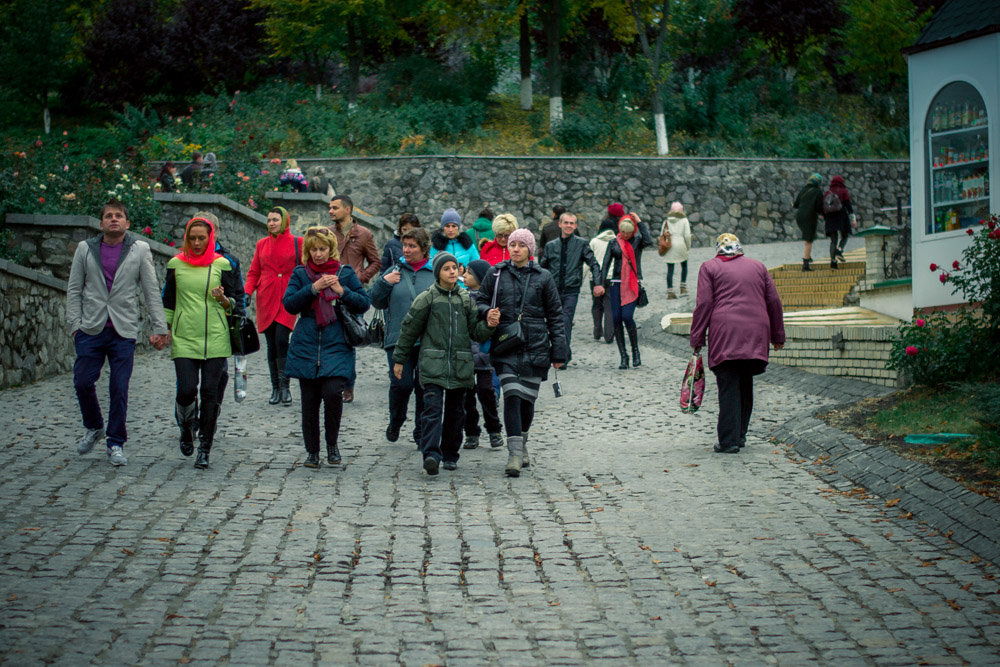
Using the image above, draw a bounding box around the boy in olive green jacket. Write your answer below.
[393,252,499,475]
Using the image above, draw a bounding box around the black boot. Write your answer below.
[175,400,198,457]
[278,356,292,405]
[327,443,342,465]
[625,322,641,368]
[802,258,812,272]
[304,451,320,468]
[267,355,281,404]
[194,402,219,469]
[614,326,629,369]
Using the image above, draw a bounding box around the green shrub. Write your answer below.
[553,105,608,152]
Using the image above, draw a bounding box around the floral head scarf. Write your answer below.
[715,233,743,258]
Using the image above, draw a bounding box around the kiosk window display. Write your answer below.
[926,81,989,234]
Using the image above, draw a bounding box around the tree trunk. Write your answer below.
[43,104,51,135]
[346,19,360,109]
[546,0,562,129]
[519,11,532,110]
[315,83,322,101]
[652,92,668,156]
[632,2,670,155]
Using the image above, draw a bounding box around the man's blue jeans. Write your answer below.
[559,291,579,360]
[73,327,136,449]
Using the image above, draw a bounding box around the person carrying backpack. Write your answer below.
[822,175,855,269]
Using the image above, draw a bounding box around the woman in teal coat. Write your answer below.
[162,213,244,469]
[283,227,371,468]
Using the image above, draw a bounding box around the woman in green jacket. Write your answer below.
[162,213,244,468]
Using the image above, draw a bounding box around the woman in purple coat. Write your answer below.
[690,233,785,453]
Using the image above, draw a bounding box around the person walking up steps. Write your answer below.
[283,228,371,468]
[475,227,567,477]
[393,253,499,475]
[67,199,170,467]
[823,175,856,269]
[794,173,823,271]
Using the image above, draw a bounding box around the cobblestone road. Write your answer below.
[3,242,1000,665]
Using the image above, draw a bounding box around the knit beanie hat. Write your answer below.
[607,202,625,219]
[669,201,684,216]
[507,228,536,256]
[433,252,458,280]
[466,259,491,286]
[441,208,461,226]
[808,173,822,186]
[492,213,518,237]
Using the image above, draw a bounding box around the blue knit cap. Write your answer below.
[441,208,461,226]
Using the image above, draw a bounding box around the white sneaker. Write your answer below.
[108,446,128,466]
[77,427,105,454]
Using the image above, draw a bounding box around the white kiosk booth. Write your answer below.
[904,1,999,311]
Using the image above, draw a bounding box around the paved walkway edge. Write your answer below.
[643,317,1000,567]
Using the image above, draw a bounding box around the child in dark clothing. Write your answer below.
[461,260,504,450]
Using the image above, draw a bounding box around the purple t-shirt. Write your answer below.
[100,241,124,328]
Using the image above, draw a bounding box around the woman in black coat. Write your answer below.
[600,213,654,369]
[475,227,567,478]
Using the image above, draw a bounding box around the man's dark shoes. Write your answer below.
[327,444,341,465]
[304,451,320,468]
[423,457,439,475]
[713,443,740,454]
[194,448,210,468]
[442,460,457,471]
[386,423,401,442]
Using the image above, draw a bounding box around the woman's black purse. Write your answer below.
[636,284,649,308]
[490,267,530,356]
[335,268,374,347]
[227,314,260,355]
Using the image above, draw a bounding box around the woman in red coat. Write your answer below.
[245,206,300,405]
[479,213,518,265]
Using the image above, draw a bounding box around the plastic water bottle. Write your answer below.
[234,355,247,402]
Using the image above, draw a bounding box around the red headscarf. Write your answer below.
[617,214,639,306]
[176,217,222,267]
[830,175,851,203]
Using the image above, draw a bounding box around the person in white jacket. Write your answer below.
[587,227,616,342]
[660,201,693,299]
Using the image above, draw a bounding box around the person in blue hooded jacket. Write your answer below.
[429,208,479,272]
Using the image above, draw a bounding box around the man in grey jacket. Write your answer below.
[539,212,605,364]
[66,199,169,466]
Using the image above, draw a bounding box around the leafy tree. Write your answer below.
[80,0,168,108]
[166,0,268,99]
[837,0,931,92]
[626,0,670,154]
[0,0,76,132]
[733,0,844,76]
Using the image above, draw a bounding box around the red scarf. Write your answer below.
[176,217,222,267]
[305,258,342,327]
[617,232,639,306]
[409,257,429,271]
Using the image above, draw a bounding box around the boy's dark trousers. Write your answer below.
[464,370,502,436]
[419,384,466,464]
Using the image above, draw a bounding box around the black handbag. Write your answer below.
[227,314,260,355]
[636,284,649,308]
[490,266,530,356]
[366,308,386,347]
[335,268,372,347]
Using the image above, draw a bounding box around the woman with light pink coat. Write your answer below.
[690,233,785,454]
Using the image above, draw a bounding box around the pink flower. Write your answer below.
[905,346,918,356]
[35,139,42,147]
[939,273,949,283]
[929,263,938,272]
[38,196,45,204]
[989,220,997,230]
[261,169,268,175]
[952,260,960,269]
[915,318,926,327]
[168,241,176,247]
[63,143,68,148]
[63,165,68,171]
[62,130,67,136]
[968,229,975,235]
[143,226,152,235]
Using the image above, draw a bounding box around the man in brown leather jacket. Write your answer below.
[327,194,381,402]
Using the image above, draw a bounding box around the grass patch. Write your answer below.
[871,386,982,437]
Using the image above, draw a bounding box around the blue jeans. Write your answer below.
[419,384,466,464]
[609,284,637,329]
[73,327,136,449]
[559,291,579,360]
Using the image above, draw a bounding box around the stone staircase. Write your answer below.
[769,249,866,311]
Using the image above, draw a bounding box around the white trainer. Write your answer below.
[76,427,105,455]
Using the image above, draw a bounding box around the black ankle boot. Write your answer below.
[625,322,641,367]
[278,357,292,405]
[267,355,280,404]
[327,444,341,465]
[802,258,812,272]
[614,327,629,369]
[304,451,320,468]
[194,447,210,468]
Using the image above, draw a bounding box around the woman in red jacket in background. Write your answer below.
[245,206,300,405]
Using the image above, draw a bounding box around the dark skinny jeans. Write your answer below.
[299,376,346,454]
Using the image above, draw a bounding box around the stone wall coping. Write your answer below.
[6,213,101,229]
[856,224,901,237]
[0,258,67,291]
[153,192,267,226]
[248,155,912,166]
[264,191,331,204]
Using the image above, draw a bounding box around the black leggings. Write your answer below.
[829,231,848,258]
[174,357,227,410]
[299,376,346,454]
[503,395,535,438]
[264,322,291,362]
[666,261,688,288]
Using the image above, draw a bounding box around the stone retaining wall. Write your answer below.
[263,191,395,246]
[154,193,267,270]
[291,156,910,241]
[769,325,900,387]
